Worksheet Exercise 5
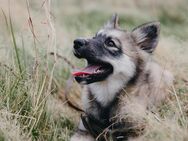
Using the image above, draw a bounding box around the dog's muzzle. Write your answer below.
[72,38,113,84]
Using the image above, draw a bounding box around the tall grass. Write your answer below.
[0,0,188,141]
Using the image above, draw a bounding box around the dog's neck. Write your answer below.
[87,62,142,107]
[88,74,129,106]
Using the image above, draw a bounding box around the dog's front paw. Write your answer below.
[70,133,95,141]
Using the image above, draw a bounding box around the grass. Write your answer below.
[0,0,188,141]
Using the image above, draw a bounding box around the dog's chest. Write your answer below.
[83,92,138,141]
[87,92,119,120]
[87,75,126,106]
[82,76,126,128]
[83,93,120,139]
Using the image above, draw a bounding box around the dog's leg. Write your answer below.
[70,119,95,141]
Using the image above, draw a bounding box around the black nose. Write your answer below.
[73,39,86,49]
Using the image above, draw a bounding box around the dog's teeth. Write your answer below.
[97,68,104,73]
[81,74,89,77]
[95,69,100,73]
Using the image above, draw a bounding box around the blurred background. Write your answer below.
[0,0,188,141]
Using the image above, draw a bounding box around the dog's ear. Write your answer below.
[132,22,160,53]
[104,13,119,29]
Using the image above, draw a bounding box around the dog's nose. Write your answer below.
[73,39,86,49]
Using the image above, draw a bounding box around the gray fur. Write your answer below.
[71,14,173,141]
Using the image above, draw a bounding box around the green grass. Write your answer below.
[0,0,188,141]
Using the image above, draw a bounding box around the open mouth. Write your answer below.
[73,60,113,84]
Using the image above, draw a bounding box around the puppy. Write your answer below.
[71,14,173,141]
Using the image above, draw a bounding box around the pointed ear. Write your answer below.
[132,22,160,53]
[104,13,119,29]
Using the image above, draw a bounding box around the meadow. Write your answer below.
[0,0,188,140]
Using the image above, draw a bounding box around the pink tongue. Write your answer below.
[73,65,100,76]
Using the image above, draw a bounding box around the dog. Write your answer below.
[70,14,173,141]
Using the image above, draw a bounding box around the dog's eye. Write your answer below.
[105,39,116,47]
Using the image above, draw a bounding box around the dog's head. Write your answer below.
[73,14,160,84]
